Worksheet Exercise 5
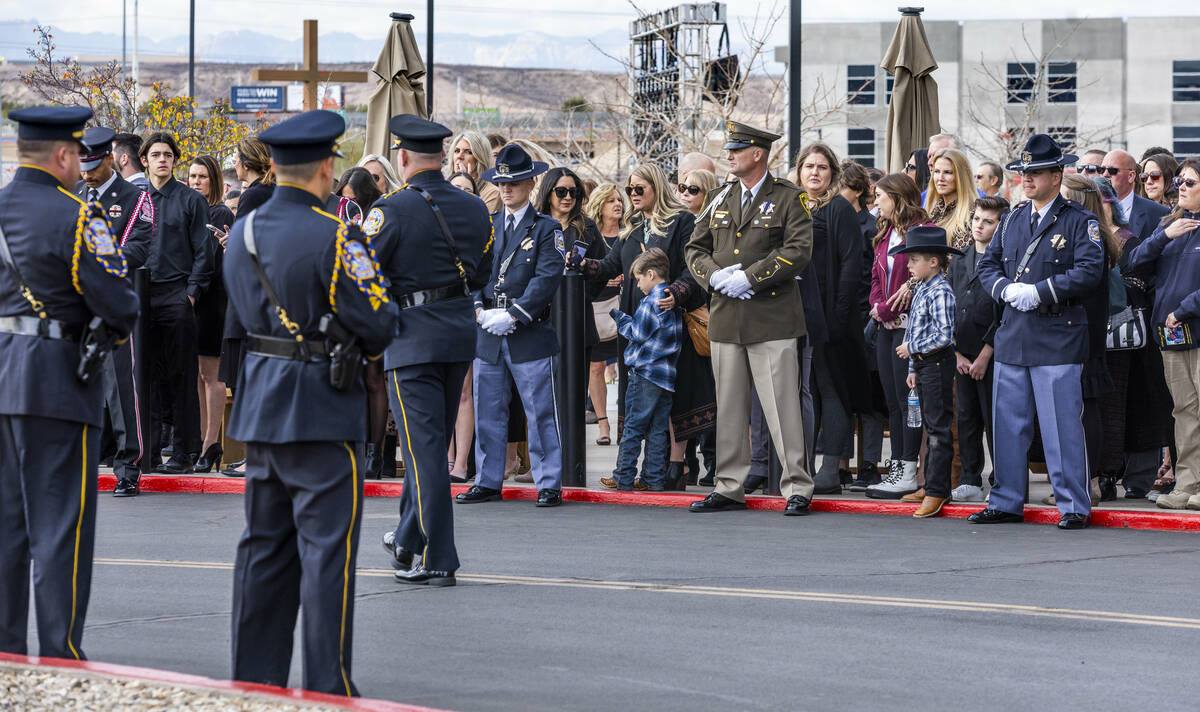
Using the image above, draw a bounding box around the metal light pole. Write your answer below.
[188,0,195,100]
[132,0,140,95]
[788,0,802,164]
[426,0,434,117]
[122,0,127,75]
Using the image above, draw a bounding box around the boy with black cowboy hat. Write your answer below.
[890,225,962,517]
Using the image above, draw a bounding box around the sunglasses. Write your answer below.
[1174,176,1199,189]
[677,184,702,196]
[625,185,646,197]
[904,163,917,172]
[1141,171,1163,183]
[552,186,579,199]
[1099,166,1127,176]
[1078,165,1101,175]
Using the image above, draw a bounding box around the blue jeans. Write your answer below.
[613,372,672,490]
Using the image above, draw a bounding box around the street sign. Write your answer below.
[230,86,285,112]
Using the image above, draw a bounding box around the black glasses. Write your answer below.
[552,186,579,199]
[678,184,702,196]
[625,185,646,197]
[904,163,917,172]
[1174,176,1199,189]
[1078,165,1101,175]
[1100,166,1125,176]
[1141,171,1163,182]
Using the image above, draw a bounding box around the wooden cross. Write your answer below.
[252,19,370,111]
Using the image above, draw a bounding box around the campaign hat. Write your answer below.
[481,144,548,184]
[1005,133,1078,172]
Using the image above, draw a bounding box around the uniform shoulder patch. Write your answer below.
[71,203,127,292]
[553,228,566,256]
[363,207,385,236]
[331,222,390,313]
[1087,219,1102,247]
[797,192,811,217]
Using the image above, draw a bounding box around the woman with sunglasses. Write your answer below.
[582,183,629,446]
[1138,153,1179,209]
[573,164,713,490]
[1129,159,1200,510]
[904,148,930,191]
[677,169,719,215]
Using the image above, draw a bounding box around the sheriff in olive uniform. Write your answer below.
[685,121,816,516]
[0,106,139,659]
[223,111,398,696]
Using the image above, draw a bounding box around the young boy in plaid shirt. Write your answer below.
[891,226,961,518]
[601,248,681,491]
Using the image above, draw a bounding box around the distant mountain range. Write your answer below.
[0,19,633,71]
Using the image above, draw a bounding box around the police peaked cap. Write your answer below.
[9,106,92,146]
[389,114,453,154]
[80,127,116,171]
[723,120,781,151]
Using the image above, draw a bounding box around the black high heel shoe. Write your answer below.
[194,443,223,473]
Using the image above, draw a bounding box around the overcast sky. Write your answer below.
[22,0,1200,43]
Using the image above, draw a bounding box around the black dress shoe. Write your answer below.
[1058,513,1089,530]
[221,459,246,477]
[689,492,747,512]
[193,443,223,473]
[157,455,194,475]
[967,508,1024,524]
[849,462,882,492]
[1098,475,1118,502]
[784,495,811,516]
[535,489,562,507]
[394,564,456,587]
[381,531,414,570]
[456,485,502,503]
[812,481,843,495]
[743,475,767,494]
[112,478,140,497]
[665,462,687,491]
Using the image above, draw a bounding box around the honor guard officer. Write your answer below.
[77,126,155,497]
[365,115,492,587]
[969,134,1105,530]
[223,110,397,696]
[456,144,566,507]
[0,106,139,659]
[685,121,817,516]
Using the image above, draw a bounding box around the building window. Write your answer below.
[847,127,875,167]
[1046,126,1076,150]
[1174,126,1200,158]
[847,65,876,105]
[1047,62,1077,103]
[1007,62,1036,104]
[1173,61,1200,102]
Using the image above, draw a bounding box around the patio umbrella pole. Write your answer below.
[426,0,434,117]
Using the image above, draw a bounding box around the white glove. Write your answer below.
[709,263,741,292]
[480,309,515,335]
[498,312,517,335]
[1002,283,1040,312]
[721,269,754,299]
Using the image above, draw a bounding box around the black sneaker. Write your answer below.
[849,461,882,492]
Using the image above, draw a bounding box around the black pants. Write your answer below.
[232,440,363,697]
[914,351,955,499]
[388,361,470,574]
[103,339,145,480]
[0,415,98,659]
[955,359,994,487]
[147,281,200,458]
[876,327,921,462]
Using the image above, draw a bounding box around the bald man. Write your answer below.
[678,152,716,177]
[1101,149,1168,242]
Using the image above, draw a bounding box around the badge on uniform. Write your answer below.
[553,229,565,256]
[1051,234,1066,250]
[759,201,776,219]
[107,204,123,221]
[362,207,385,237]
[1087,219,1102,247]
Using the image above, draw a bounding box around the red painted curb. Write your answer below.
[98,474,1200,533]
[0,651,449,711]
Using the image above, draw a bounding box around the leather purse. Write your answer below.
[591,295,620,342]
[683,305,711,357]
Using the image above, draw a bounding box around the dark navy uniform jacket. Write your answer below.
[978,195,1105,366]
[364,168,492,369]
[75,172,153,270]
[1128,217,1200,346]
[223,186,398,444]
[473,205,564,364]
[0,166,139,426]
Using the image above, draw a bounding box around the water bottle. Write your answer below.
[906,388,922,428]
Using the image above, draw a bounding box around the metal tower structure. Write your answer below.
[629,2,729,174]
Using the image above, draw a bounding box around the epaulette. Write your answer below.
[310,205,344,225]
[771,176,803,191]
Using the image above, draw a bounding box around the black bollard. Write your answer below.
[553,272,588,487]
[134,267,153,476]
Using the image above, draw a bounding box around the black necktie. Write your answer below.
[506,215,516,251]
[1030,209,1039,233]
[88,188,99,203]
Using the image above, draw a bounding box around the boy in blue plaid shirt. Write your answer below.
[891,226,962,517]
[604,248,681,491]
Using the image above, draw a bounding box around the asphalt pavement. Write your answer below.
[59,493,1200,711]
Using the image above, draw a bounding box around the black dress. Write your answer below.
[218,180,275,385]
[583,210,715,439]
[589,228,622,364]
[196,203,233,357]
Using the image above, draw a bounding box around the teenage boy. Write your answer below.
[601,248,682,491]
[947,196,1008,502]
[892,226,962,518]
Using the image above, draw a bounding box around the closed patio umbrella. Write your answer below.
[365,12,427,158]
[881,7,940,174]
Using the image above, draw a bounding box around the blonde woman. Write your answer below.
[357,153,402,194]
[582,183,629,445]
[677,168,719,215]
[447,131,501,212]
[925,148,976,250]
[573,164,714,490]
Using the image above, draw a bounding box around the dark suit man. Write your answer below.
[76,126,155,496]
[0,107,139,659]
[1103,149,1170,241]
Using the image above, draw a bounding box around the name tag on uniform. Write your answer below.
[710,210,731,228]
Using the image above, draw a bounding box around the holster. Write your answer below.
[318,313,363,391]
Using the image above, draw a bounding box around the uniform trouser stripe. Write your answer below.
[337,442,357,697]
[66,424,87,660]
[392,370,428,562]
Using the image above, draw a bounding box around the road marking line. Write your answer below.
[94,558,1200,630]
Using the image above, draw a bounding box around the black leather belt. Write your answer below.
[396,283,469,310]
[481,298,550,322]
[246,334,329,362]
[0,315,76,341]
[1037,297,1079,316]
[913,345,952,361]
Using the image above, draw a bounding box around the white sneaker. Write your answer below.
[951,484,985,502]
[865,460,918,499]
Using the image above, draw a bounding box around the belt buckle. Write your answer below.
[495,294,508,310]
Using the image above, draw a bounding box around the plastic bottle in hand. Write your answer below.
[906,388,922,428]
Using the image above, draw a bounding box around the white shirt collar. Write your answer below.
[740,171,769,201]
[126,171,146,184]
[1117,190,1135,222]
[88,171,119,198]
[504,202,530,227]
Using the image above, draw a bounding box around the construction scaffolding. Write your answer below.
[629,2,731,174]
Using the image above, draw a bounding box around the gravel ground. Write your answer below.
[0,664,344,711]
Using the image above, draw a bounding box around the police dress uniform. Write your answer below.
[0,107,139,658]
[223,111,397,696]
[363,115,492,581]
[973,134,1105,527]
[457,144,565,506]
[685,122,816,513]
[75,126,155,493]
